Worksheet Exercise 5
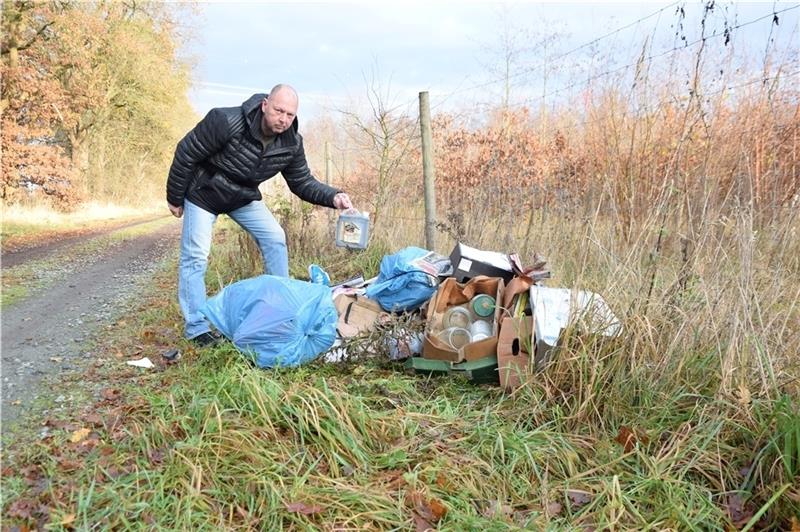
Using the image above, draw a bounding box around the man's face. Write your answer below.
[261,90,298,135]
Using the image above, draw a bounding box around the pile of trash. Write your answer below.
[200,242,621,390]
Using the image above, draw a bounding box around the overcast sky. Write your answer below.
[182,1,799,123]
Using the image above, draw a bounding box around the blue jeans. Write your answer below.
[179,199,288,339]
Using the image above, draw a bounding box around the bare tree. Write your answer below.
[338,64,419,227]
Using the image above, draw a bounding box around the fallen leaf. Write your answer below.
[69,428,91,443]
[407,491,447,524]
[57,458,83,472]
[59,513,76,525]
[11,400,21,406]
[49,357,63,363]
[546,501,563,516]
[148,447,166,466]
[381,469,406,489]
[736,384,752,406]
[413,513,434,532]
[20,465,41,482]
[285,501,324,515]
[44,418,74,430]
[790,516,800,532]
[725,493,754,528]
[427,498,447,521]
[567,490,592,508]
[98,445,115,456]
[7,498,37,519]
[615,426,648,452]
[480,499,512,519]
[100,388,121,401]
[78,437,100,452]
[81,413,103,427]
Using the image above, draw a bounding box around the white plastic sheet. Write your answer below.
[530,286,621,348]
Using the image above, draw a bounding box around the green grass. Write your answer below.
[2,217,798,530]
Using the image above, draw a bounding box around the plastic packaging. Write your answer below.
[200,275,337,368]
[335,210,370,249]
[365,247,439,312]
[386,331,424,360]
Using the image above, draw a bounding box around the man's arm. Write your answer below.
[166,108,231,210]
[282,137,346,207]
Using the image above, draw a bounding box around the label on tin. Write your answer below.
[340,221,361,244]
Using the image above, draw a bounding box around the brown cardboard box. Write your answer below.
[422,276,505,363]
[334,294,387,337]
[497,316,534,390]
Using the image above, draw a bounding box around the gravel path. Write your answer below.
[1,215,164,268]
[1,217,181,430]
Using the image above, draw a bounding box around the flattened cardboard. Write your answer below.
[334,294,387,337]
[422,276,504,363]
[449,243,515,283]
[497,316,534,390]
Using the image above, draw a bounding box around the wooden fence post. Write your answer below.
[419,91,437,250]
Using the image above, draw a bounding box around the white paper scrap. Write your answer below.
[126,357,155,369]
[458,243,513,271]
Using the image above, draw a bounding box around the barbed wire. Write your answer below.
[322,4,798,167]
[363,2,684,116]
[439,1,682,104]
[503,3,799,111]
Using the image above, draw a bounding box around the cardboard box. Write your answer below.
[334,293,387,337]
[422,276,504,363]
[497,316,534,390]
[449,243,515,283]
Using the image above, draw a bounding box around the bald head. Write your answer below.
[269,84,298,103]
[261,84,298,135]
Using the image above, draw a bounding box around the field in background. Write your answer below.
[1,201,164,247]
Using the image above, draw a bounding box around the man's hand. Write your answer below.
[333,192,353,210]
[168,202,184,218]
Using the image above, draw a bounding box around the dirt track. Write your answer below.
[1,216,180,431]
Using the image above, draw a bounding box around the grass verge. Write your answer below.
[1,219,798,530]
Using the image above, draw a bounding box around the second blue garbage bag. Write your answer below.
[366,246,439,312]
[200,275,337,368]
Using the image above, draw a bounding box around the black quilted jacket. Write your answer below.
[166,93,340,214]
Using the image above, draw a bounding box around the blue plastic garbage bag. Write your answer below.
[365,246,439,312]
[200,275,337,368]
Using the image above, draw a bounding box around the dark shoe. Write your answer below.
[189,331,223,347]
